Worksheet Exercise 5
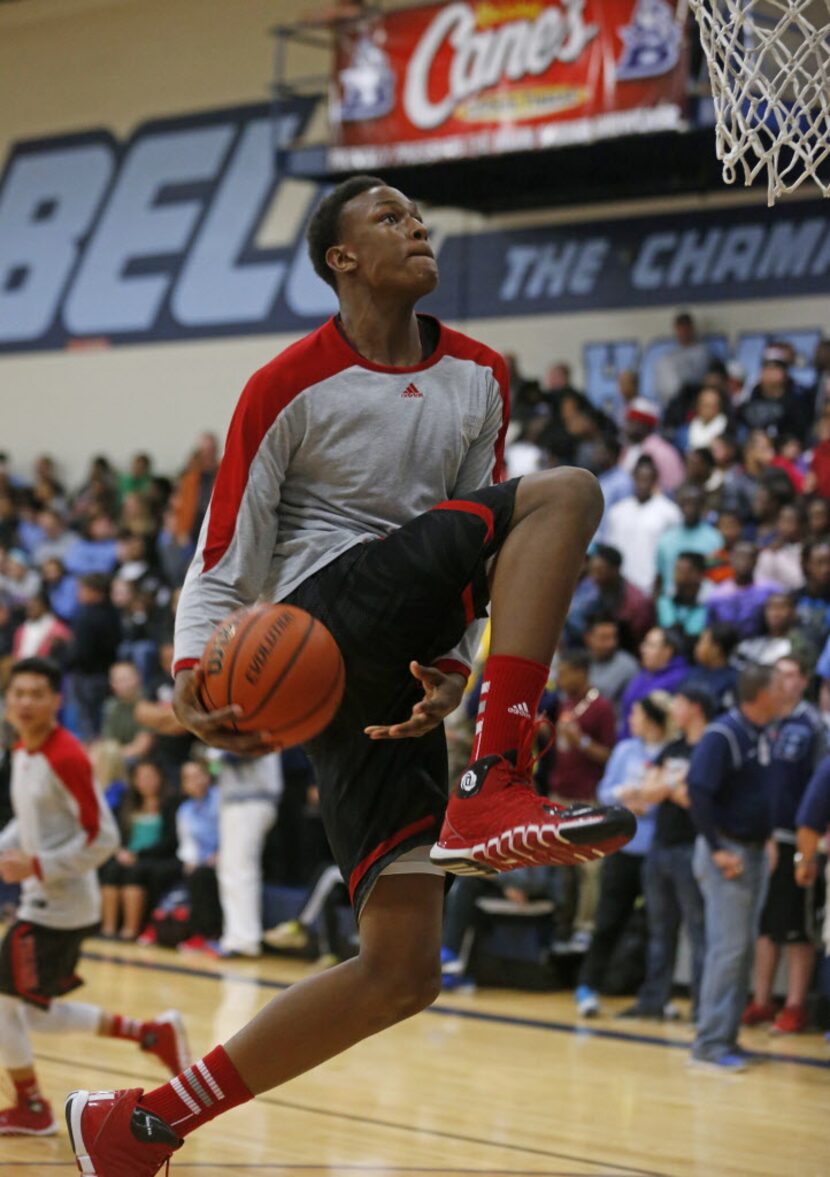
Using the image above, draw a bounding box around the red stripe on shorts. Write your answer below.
[431,500,495,546]
[348,815,437,902]
[10,923,48,1007]
[460,583,475,625]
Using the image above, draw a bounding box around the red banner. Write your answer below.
[329,1,688,167]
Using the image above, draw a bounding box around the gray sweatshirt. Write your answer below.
[174,315,508,678]
[0,726,119,929]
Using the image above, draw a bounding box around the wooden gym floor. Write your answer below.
[2,941,828,1176]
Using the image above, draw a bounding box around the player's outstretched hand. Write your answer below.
[365,662,465,740]
[173,667,277,755]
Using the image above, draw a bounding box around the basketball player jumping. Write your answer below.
[66,176,635,1174]
[0,658,191,1138]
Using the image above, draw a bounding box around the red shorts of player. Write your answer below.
[284,479,519,917]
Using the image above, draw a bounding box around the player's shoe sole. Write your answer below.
[431,750,636,874]
[430,809,635,875]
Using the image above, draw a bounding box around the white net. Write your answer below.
[689,0,830,204]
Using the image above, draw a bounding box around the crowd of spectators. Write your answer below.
[443,314,830,1061]
[0,311,829,1064]
[0,432,318,962]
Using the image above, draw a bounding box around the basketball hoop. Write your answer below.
[689,0,830,204]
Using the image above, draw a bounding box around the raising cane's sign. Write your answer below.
[329,0,688,167]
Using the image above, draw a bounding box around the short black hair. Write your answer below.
[592,543,623,569]
[676,685,717,721]
[707,622,740,657]
[9,656,62,692]
[659,626,685,655]
[676,550,706,573]
[633,454,658,475]
[559,648,591,673]
[307,175,386,291]
[737,661,776,704]
[80,572,110,595]
[586,610,619,630]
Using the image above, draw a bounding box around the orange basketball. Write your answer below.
[200,603,345,745]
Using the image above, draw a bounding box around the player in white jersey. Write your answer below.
[0,658,191,1136]
[67,177,635,1175]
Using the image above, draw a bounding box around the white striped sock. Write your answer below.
[195,1060,224,1100]
[170,1076,201,1117]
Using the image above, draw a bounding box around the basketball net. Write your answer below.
[689,0,830,204]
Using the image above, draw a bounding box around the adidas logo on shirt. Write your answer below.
[507,701,532,718]
[401,382,423,398]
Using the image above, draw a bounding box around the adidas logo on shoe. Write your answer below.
[507,701,532,718]
[401,382,423,398]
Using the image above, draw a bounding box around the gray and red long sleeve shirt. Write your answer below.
[173,315,509,681]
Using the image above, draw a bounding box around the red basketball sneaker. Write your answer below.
[140,1010,192,1075]
[0,1097,57,1136]
[430,750,636,875]
[65,1089,182,1176]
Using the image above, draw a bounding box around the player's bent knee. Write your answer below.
[519,466,603,527]
[551,466,603,522]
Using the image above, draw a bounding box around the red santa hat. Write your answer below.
[625,397,660,427]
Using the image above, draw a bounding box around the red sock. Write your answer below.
[141,1044,253,1137]
[14,1076,44,1107]
[107,1015,146,1042]
[471,654,548,761]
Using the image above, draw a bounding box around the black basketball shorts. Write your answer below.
[759,840,816,945]
[284,479,519,917]
[0,920,97,1008]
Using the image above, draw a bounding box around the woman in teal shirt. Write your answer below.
[99,758,179,940]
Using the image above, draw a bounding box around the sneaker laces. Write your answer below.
[506,715,555,789]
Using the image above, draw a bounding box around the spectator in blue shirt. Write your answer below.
[40,557,78,624]
[63,514,119,577]
[682,623,739,709]
[656,551,712,638]
[575,692,671,1017]
[743,654,825,1034]
[176,757,222,952]
[654,485,722,596]
[688,662,786,1071]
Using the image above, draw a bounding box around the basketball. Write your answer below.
[200,603,345,745]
